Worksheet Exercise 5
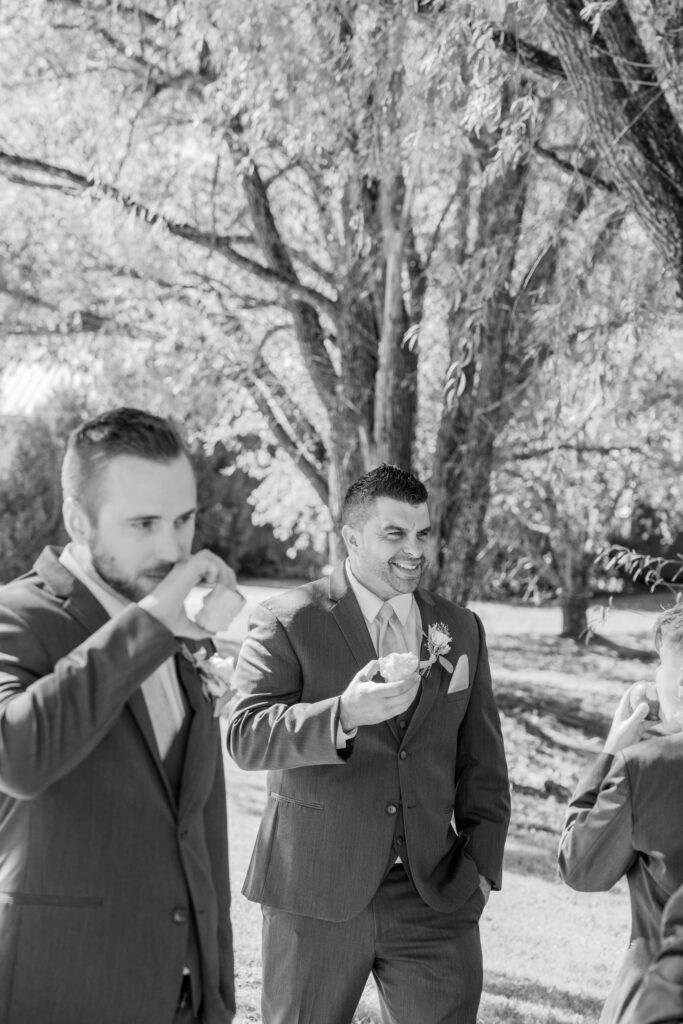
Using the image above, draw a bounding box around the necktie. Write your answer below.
[376,602,410,658]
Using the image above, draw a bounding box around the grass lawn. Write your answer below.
[223,589,671,1023]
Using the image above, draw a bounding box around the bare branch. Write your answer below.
[0,150,340,322]
[534,142,617,192]
[491,27,566,81]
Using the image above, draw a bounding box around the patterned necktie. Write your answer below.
[376,602,410,658]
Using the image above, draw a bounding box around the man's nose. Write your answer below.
[402,536,426,558]
[154,526,183,563]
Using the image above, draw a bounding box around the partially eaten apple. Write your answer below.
[193,584,245,634]
[378,651,419,681]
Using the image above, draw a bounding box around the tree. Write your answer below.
[2,0,683,613]
[482,259,683,638]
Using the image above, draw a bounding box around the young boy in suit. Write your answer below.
[559,605,683,1024]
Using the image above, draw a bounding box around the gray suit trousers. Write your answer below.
[261,863,485,1024]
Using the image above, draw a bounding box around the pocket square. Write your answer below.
[447,654,470,694]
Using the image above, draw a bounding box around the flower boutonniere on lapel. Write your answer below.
[419,623,454,677]
[180,644,236,717]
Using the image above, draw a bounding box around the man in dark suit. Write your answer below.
[558,605,683,1024]
[227,464,510,1024]
[0,408,237,1024]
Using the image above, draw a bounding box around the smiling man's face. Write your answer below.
[342,496,430,599]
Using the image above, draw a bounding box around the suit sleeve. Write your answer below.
[558,751,636,890]
[0,602,177,799]
[226,601,348,770]
[452,612,510,890]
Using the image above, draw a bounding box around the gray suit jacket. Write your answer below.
[559,737,683,1024]
[0,548,234,1024]
[227,564,510,921]
[622,882,683,1024]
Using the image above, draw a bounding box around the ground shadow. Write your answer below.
[483,970,604,1022]
[504,826,561,883]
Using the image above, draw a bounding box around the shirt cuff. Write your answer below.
[336,721,358,748]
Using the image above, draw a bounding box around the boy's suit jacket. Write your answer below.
[559,736,683,1024]
[622,882,683,1024]
[227,564,510,921]
[0,547,234,1024]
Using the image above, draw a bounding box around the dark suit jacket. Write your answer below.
[622,882,683,1024]
[559,737,683,1024]
[0,548,234,1024]
[227,564,510,922]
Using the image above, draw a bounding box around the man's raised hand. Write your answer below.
[139,550,239,638]
[339,660,421,732]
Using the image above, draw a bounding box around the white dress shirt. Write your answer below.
[336,561,423,748]
[344,559,423,656]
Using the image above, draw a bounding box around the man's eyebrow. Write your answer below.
[125,507,196,523]
[380,521,431,531]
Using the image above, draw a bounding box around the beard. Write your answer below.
[90,549,174,603]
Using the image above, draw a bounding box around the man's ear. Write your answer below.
[341,524,358,554]
[63,497,92,544]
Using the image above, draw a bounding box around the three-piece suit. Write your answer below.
[0,547,235,1024]
[227,563,510,1023]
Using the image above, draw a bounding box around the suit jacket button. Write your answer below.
[399,750,408,760]
[172,907,188,924]
[386,804,398,815]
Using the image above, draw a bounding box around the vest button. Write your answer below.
[172,907,188,924]
[386,804,398,815]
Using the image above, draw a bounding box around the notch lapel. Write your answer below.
[127,690,177,807]
[175,649,215,819]
[34,547,181,810]
[328,567,378,671]
[403,588,444,740]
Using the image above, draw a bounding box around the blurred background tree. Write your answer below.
[1,0,682,635]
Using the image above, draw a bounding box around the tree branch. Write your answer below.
[0,149,340,322]
[509,442,644,460]
[534,142,617,192]
[491,27,566,81]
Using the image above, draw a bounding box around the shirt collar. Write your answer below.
[59,543,130,619]
[344,559,415,626]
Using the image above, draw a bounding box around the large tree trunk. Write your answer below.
[545,0,683,290]
[426,139,531,604]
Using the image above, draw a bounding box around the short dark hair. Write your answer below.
[61,407,190,517]
[653,603,683,653]
[342,464,428,527]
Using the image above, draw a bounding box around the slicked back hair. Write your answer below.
[61,407,191,519]
[653,603,683,653]
[342,464,428,529]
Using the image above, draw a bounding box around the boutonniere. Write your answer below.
[419,622,454,677]
[180,644,235,716]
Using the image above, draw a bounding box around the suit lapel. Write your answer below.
[127,689,177,806]
[34,546,185,811]
[329,566,378,671]
[403,588,445,740]
[175,648,215,819]
[35,547,110,636]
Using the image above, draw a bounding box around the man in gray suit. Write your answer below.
[228,464,510,1024]
[0,408,237,1024]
